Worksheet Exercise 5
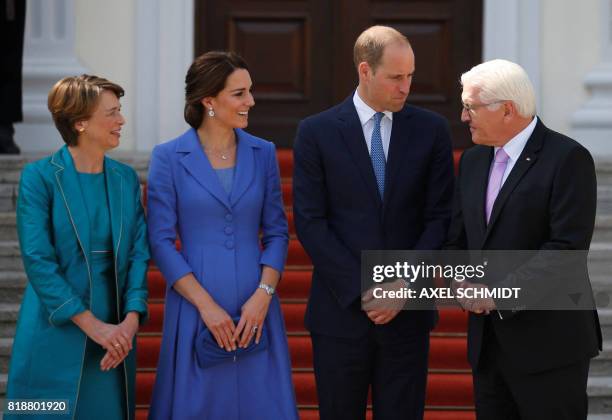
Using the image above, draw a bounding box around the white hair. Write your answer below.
[460,59,536,118]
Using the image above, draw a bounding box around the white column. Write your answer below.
[14,0,87,151]
[134,0,194,151]
[483,0,541,111]
[572,0,612,159]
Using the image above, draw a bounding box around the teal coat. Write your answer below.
[6,146,150,420]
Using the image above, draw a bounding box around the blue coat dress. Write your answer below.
[7,146,150,420]
[146,129,298,420]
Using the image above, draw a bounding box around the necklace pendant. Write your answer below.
[221,154,228,160]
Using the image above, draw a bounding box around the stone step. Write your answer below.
[0,304,19,339]
[593,215,612,243]
[0,339,13,374]
[0,241,22,272]
[0,273,26,304]
[0,213,16,242]
[599,309,612,342]
[587,376,612,414]
[0,153,150,182]
[591,341,612,376]
[0,184,17,213]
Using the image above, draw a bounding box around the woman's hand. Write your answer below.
[72,311,130,358]
[99,312,140,370]
[233,288,272,348]
[200,301,236,351]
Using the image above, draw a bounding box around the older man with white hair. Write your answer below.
[446,59,602,419]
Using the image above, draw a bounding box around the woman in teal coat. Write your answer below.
[6,75,149,420]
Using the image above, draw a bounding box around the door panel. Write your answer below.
[195,0,482,148]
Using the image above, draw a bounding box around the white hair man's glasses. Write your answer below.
[461,100,505,115]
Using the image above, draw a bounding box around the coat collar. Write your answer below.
[482,118,545,244]
[177,128,260,210]
[50,146,124,257]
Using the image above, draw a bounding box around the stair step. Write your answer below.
[0,240,23,271]
[587,376,612,414]
[134,407,476,420]
[0,303,19,338]
[146,269,312,301]
[0,212,16,241]
[0,271,26,304]
[0,183,17,212]
[135,335,469,371]
[591,341,612,376]
[0,338,13,373]
[134,370,474,408]
[282,183,292,208]
[287,238,310,266]
[142,303,468,336]
[277,149,293,179]
[593,215,612,242]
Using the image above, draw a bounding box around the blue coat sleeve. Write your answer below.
[259,142,289,273]
[122,169,150,321]
[17,164,87,326]
[147,145,193,287]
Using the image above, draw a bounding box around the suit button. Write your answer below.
[224,226,234,235]
[225,214,233,222]
[225,240,235,249]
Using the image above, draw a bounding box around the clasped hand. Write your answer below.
[361,279,407,325]
[98,314,139,371]
[453,281,496,314]
[199,288,272,352]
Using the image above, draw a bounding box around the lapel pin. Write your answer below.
[526,157,531,161]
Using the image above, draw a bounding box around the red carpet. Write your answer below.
[136,149,474,419]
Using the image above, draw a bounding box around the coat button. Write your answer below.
[225,240,235,249]
[225,214,233,222]
[224,226,234,235]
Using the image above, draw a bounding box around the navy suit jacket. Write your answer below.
[293,95,454,338]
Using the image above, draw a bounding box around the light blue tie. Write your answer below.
[370,112,385,198]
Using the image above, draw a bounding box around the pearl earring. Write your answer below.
[208,108,215,117]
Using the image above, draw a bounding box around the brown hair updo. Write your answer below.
[184,51,249,129]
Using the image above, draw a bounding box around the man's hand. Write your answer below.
[454,281,496,314]
[362,279,408,325]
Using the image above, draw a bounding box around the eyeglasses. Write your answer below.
[461,100,505,114]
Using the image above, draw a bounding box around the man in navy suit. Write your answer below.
[293,26,454,419]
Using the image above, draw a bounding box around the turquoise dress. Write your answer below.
[74,171,125,419]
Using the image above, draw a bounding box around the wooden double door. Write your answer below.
[196,0,482,149]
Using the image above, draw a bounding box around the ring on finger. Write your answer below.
[113,343,121,348]
[251,325,258,334]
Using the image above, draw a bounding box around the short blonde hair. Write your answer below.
[460,59,536,118]
[47,74,124,146]
[353,25,410,72]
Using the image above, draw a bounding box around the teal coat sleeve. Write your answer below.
[122,169,150,322]
[16,164,87,326]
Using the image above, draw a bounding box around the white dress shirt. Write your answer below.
[494,116,538,186]
[353,90,393,160]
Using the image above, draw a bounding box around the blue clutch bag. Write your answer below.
[195,317,269,368]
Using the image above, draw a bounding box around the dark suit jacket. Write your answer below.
[0,0,25,123]
[293,95,454,338]
[445,118,602,374]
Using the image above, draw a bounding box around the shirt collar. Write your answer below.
[495,116,538,161]
[353,90,393,127]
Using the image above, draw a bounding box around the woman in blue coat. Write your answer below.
[147,52,297,419]
[6,75,149,420]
